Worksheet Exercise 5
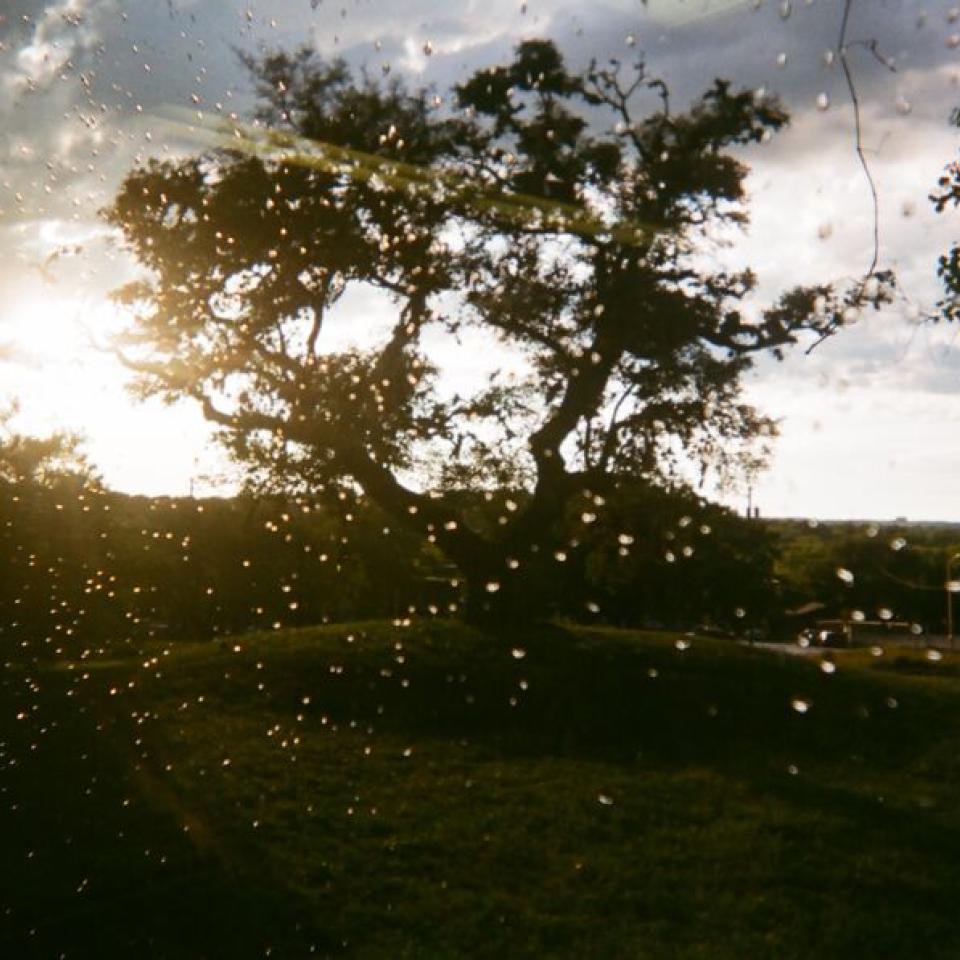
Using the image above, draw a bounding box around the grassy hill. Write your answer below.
[3,621,960,958]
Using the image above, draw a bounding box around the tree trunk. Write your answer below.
[457,550,563,629]
[336,445,575,629]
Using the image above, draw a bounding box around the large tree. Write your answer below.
[105,40,877,622]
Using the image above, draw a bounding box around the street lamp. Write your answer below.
[947,552,960,651]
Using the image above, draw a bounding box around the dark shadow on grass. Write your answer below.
[745,770,960,957]
[0,666,334,959]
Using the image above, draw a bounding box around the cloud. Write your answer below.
[10,0,98,90]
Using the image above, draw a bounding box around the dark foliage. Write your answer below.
[0,477,429,660]
[930,107,960,322]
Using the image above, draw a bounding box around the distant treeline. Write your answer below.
[770,518,960,636]
[1,472,957,657]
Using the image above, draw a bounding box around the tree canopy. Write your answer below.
[105,39,880,620]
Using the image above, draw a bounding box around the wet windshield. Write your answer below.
[1,2,959,957]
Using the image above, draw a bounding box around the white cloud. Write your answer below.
[738,379,960,520]
[7,0,100,95]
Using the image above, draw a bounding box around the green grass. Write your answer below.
[3,621,960,958]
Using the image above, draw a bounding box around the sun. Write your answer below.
[0,295,123,437]
[0,293,222,496]
[3,294,102,365]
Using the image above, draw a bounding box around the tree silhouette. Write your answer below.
[105,40,877,622]
[931,107,960,322]
[0,407,93,488]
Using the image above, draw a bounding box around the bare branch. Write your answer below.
[838,0,882,291]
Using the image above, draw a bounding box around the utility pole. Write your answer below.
[947,552,960,651]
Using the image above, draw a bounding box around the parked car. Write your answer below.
[814,629,847,648]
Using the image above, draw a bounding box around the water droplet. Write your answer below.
[485,581,500,593]
[926,648,943,662]
[675,638,690,652]
[597,793,614,806]
[816,92,830,111]
[791,698,811,714]
[890,537,907,551]
[820,660,836,675]
[836,567,854,584]
[511,648,526,660]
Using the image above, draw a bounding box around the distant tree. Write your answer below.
[931,107,960,322]
[0,405,94,488]
[104,40,883,623]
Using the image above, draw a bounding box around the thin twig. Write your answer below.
[845,38,898,73]
[805,0,884,355]
[838,0,881,288]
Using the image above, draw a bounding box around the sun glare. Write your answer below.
[5,294,111,363]
[1,293,221,496]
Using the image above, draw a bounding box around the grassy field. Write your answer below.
[3,620,960,958]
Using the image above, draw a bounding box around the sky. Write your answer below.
[0,0,958,518]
